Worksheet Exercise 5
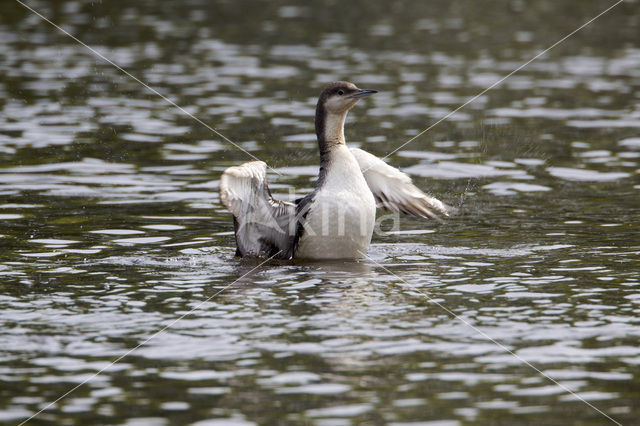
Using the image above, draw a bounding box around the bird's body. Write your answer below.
[220,82,453,260]
[294,144,377,259]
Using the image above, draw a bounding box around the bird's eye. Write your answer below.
[337,90,344,96]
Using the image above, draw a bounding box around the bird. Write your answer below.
[219,81,453,260]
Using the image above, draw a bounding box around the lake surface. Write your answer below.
[1,0,639,424]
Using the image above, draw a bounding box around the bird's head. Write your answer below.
[318,81,377,114]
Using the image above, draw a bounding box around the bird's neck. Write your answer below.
[315,104,348,157]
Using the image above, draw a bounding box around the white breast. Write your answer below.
[295,145,376,260]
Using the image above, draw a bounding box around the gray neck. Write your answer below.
[315,103,348,158]
[315,102,349,188]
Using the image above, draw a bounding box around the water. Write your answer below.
[1,0,639,424]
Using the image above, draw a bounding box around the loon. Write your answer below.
[220,81,453,260]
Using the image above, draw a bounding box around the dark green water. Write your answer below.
[1,0,639,425]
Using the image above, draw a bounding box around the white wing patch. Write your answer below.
[349,148,455,221]
[220,161,296,258]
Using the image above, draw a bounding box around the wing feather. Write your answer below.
[350,148,455,222]
[220,161,296,258]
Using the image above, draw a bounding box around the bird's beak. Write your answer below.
[348,89,378,99]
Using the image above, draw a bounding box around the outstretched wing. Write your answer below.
[220,161,296,258]
[350,148,455,221]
